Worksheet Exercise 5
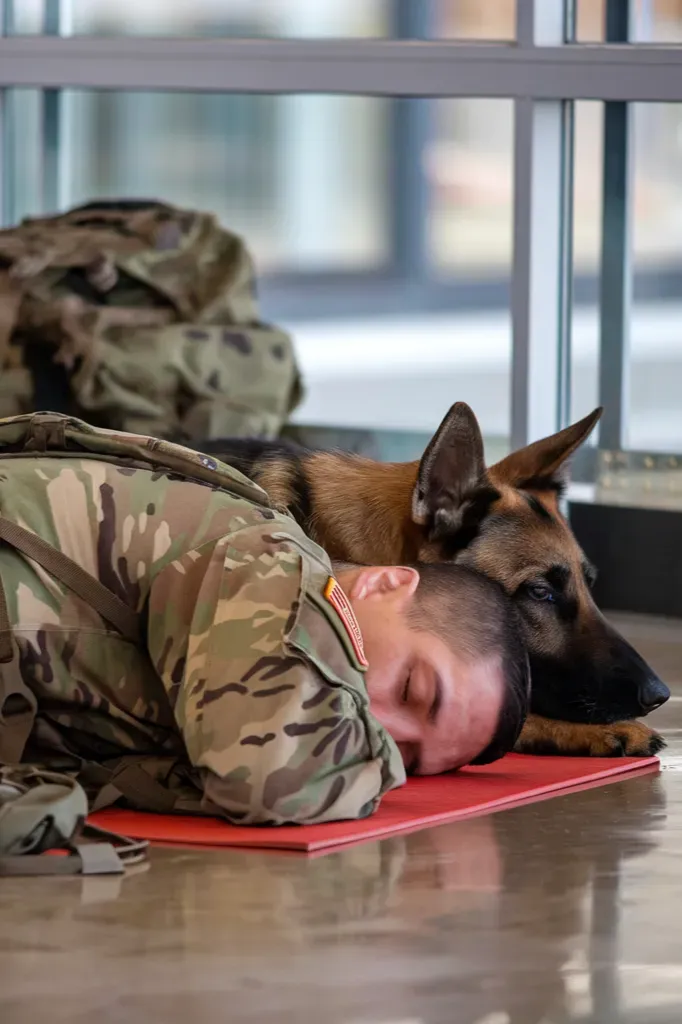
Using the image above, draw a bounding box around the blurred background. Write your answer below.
[5,0,682,461]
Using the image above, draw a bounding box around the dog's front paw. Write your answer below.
[586,721,666,758]
[515,714,666,757]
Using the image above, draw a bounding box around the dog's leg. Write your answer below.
[515,713,666,757]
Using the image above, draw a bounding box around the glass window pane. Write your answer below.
[578,0,682,42]
[7,90,390,273]
[11,0,517,38]
[4,88,511,449]
[577,0,605,41]
[428,99,513,274]
[429,0,516,39]
[570,98,682,458]
[630,102,682,453]
[10,1,390,37]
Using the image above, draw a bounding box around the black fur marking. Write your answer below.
[545,565,570,591]
[431,485,501,559]
[288,465,313,529]
[191,437,310,482]
[555,596,579,624]
[582,561,598,587]
[519,475,566,497]
[648,734,667,755]
[522,492,554,522]
[540,565,579,623]
[527,643,658,724]
[519,737,564,756]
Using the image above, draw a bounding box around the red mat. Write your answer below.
[89,753,659,855]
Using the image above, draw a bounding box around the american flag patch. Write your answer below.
[323,576,369,669]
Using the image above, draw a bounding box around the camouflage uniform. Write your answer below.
[0,414,404,826]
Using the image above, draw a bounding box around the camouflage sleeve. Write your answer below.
[146,523,405,825]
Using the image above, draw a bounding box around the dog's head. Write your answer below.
[411,403,669,724]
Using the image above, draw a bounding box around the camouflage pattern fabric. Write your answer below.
[0,414,404,826]
[0,200,302,441]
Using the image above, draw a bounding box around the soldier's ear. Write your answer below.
[347,566,419,602]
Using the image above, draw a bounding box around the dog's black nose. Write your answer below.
[639,675,671,713]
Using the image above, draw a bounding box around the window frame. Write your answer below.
[1,0,682,452]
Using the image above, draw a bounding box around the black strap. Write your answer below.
[82,758,178,814]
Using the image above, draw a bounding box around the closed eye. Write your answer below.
[429,673,443,724]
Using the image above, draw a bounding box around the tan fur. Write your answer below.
[252,457,298,509]
[518,715,659,757]
[304,453,422,565]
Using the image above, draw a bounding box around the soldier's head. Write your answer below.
[335,562,530,775]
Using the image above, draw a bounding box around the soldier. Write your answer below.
[0,413,530,830]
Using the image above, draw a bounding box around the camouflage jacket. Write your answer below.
[0,200,302,442]
[0,419,404,826]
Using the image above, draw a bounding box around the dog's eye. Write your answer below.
[527,583,555,603]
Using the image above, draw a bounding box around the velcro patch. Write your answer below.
[323,576,369,669]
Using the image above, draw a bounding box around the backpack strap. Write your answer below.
[0,516,140,645]
[77,756,180,814]
[0,512,186,824]
[0,822,149,877]
[0,514,141,765]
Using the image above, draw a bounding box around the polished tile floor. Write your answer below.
[2,612,681,1024]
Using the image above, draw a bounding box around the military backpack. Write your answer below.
[0,199,302,443]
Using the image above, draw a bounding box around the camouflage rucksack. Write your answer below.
[0,200,303,442]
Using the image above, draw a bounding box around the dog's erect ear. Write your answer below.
[412,402,486,526]
[489,407,603,490]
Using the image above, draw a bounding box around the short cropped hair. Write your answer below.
[404,563,530,765]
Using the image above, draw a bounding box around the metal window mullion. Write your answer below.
[3,39,682,99]
[511,97,572,447]
[598,0,634,451]
[41,0,73,215]
[390,0,433,282]
[0,0,11,226]
[510,0,573,449]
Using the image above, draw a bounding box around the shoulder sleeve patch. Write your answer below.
[323,576,369,669]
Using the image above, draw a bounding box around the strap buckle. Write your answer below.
[25,413,67,452]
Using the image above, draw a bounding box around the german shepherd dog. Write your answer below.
[201,403,669,757]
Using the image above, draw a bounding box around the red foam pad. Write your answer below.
[89,753,659,855]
